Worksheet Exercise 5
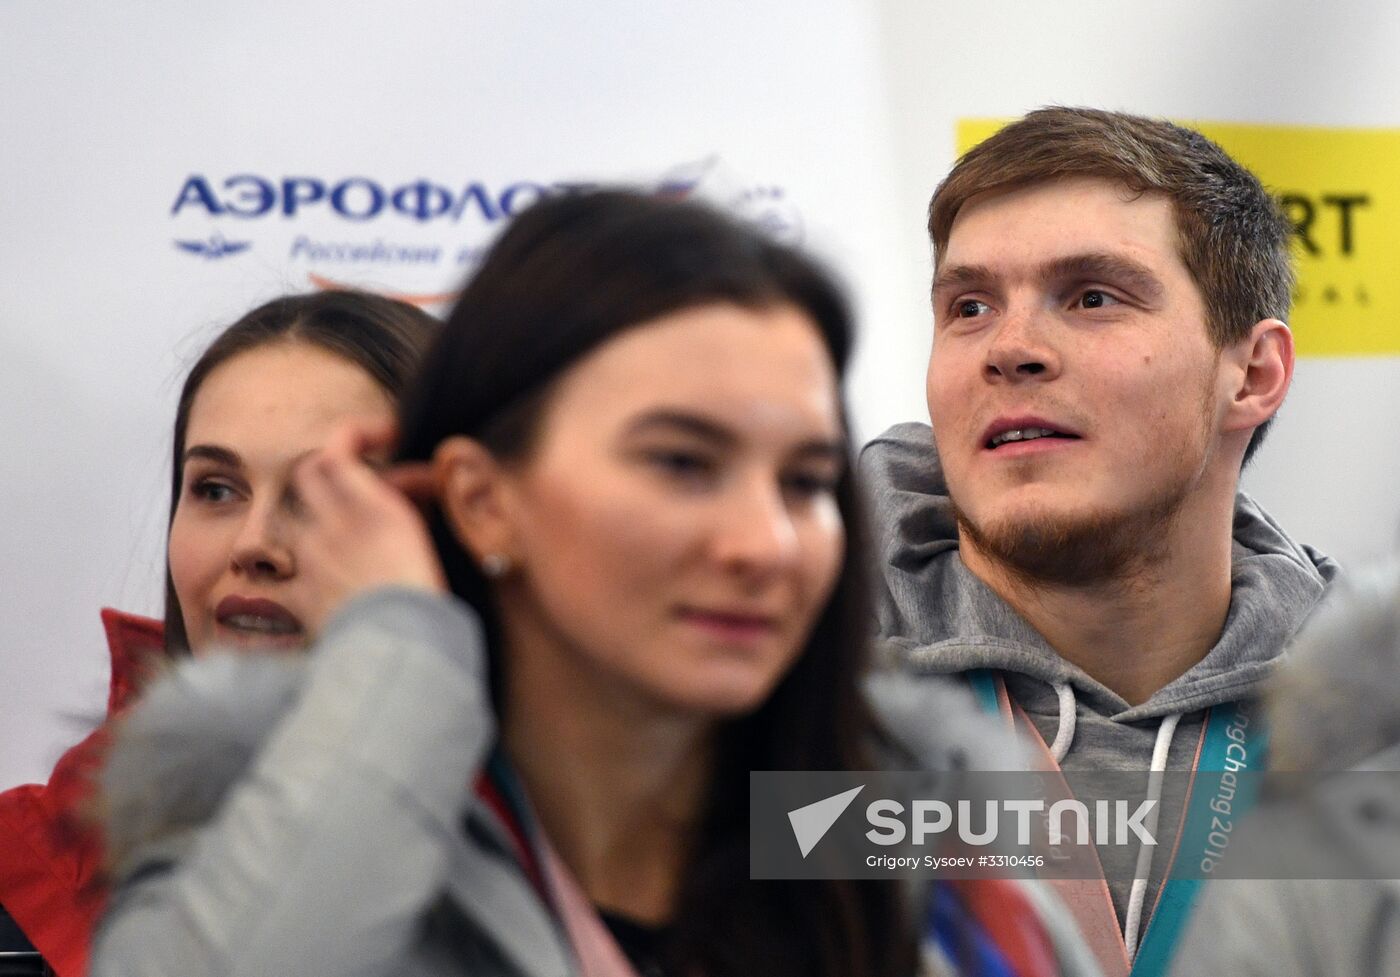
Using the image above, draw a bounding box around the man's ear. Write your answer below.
[1221,318,1294,435]
[432,436,518,567]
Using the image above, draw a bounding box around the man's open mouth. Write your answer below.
[986,427,1078,449]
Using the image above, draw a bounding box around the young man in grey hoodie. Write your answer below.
[862,107,1338,977]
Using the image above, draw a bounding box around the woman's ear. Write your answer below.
[432,436,518,567]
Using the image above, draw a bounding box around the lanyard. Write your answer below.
[967,669,1268,977]
[477,750,550,903]
[479,753,646,977]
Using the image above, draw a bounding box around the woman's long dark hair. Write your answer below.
[163,290,439,654]
[396,189,914,977]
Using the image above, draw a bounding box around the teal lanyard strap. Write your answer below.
[963,672,1270,977]
[968,668,1001,716]
[1130,700,1268,976]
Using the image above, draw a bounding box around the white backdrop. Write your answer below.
[3,0,1397,789]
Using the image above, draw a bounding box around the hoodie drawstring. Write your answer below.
[1123,712,1180,962]
[1002,673,1192,962]
[1048,682,1077,764]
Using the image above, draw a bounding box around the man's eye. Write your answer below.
[1076,289,1121,310]
[955,299,992,318]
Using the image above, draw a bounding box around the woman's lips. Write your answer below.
[678,607,781,644]
[213,595,304,647]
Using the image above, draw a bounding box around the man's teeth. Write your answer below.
[991,427,1060,448]
[223,614,297,634]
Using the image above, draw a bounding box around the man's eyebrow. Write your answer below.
[932,263,997,297]
[1041,252,1165,302]
[932,253,1167,304]
[182,444,242,468]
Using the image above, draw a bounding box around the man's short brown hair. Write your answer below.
[929,106,1295,464]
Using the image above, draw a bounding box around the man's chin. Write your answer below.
[953,501,1170,588]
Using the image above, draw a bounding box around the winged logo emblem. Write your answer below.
[173,233,252,259]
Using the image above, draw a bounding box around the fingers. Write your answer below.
[384,463,437,507]
[323,416,399,465]
[295,419,409,519]
[294,450,356,525]
[288,419,448,617]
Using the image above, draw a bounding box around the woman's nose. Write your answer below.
[709,478,800,581]
[229,503,295,579]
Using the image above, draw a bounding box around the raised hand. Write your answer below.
[291,418,447,635]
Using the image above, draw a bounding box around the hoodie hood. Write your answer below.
[862,421,1339,723]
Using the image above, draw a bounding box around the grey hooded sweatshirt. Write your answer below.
[860,423,1338,940]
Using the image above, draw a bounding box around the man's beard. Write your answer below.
[951,382,1217,589]
[952,485,1191,588]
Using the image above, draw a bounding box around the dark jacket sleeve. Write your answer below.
[90,587,494,977]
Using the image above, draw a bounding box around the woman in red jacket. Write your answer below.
[0,290,437,976]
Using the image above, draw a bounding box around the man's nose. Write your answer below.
[984,307,1062,383]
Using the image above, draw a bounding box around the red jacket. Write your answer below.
[0,609,162,977]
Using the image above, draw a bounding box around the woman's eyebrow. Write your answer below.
[182,444,242,468]
[625,410,845,460]
[791,440,847,463]
[623,410,737,447]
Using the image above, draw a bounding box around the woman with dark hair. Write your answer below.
[91,192,1095,977]
[0,290,437,977]
[160,289,439,655]
[394,189,903,977]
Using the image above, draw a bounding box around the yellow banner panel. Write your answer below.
[954,119,1400,358]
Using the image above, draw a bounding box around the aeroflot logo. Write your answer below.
[171,174,592,223]
[166,160,802,286]
[788,787,1158,858]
